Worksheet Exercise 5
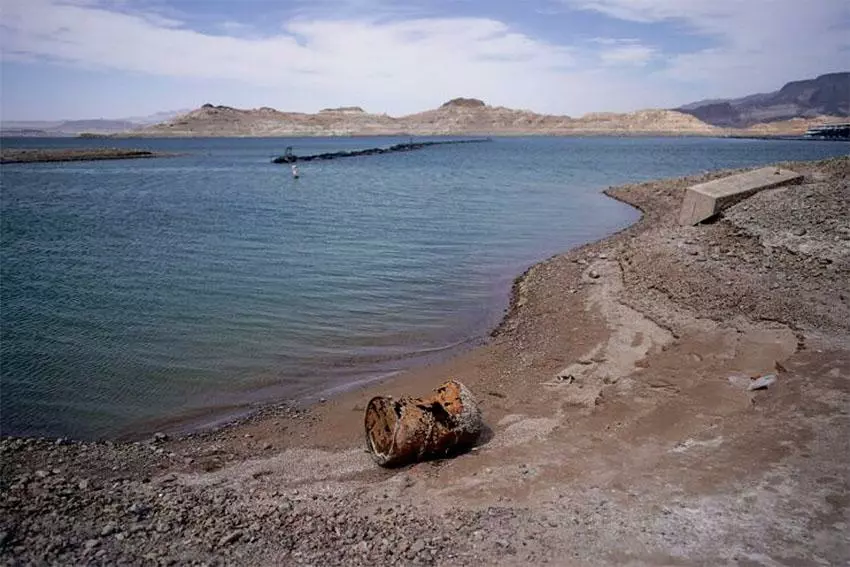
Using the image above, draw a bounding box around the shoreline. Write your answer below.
[0,147,171,164]
[2,156,848,565]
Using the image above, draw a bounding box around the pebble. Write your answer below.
[792,227,807,236]
[219,530,243,546]
[588,270,600,279]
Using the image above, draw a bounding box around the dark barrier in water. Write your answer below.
[272,139,491,163]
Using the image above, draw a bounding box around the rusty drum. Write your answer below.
[364,380,483,467]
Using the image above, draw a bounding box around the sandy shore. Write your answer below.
[2,156,848,565]
[0,148,168,164]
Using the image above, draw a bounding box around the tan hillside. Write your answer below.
[129,99,722,137]
[734,115,848,136]
[138,103,400,137]
[571,109,719,134]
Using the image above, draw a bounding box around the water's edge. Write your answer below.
[118,184,645,441]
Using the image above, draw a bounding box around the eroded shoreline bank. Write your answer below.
[2,156,848,565]
[0,147,170,164]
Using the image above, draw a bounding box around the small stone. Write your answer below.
[598,253,608,260]
[588,270,600,279]
[101,522,118,537]
[792,228,807,236]
[687,249,698,255]
[84,539,99,551]
[262,442,273,450]
[748,374,777,391]
[153,432,168,443]
[35,470,49,478]
[410,539,426,555]
[78,479,90,490]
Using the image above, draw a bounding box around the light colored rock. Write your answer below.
[679,167,803,225]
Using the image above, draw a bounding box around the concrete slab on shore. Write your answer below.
[679,166,803,225]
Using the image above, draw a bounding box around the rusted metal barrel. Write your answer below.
[364,380,482,467]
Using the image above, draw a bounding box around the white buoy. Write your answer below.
[291,164,300,179]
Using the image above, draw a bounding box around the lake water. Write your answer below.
[1,136,847,439]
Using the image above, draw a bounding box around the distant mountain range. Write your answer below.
[0,109,190,137]
[3,73,846,138]
[677,72,849,127]
[122,99,719,137]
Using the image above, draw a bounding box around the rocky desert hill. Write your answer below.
[678,72,849,127]
[129,98,721,137]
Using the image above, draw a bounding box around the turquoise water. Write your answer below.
[1,136,847,439]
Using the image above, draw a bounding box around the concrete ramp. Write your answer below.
[679,167,803,226]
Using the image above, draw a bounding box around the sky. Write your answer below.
[1,0,848,120]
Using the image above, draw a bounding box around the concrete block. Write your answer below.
[679,167,803,226]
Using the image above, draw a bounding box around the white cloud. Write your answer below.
[566,0,850,95]
[590,38,656,66]
[0,0,582,114]
[0,0,846,118]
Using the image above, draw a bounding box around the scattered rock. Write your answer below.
[748,374,778,391]
[219,530,243,546]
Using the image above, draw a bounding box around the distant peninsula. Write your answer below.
[0,148,169,164]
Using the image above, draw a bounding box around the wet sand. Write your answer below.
[1,156,848,565]
[0,148,168,164]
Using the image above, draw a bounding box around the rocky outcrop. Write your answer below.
[440,98,486,109]
[319,106,366,114]
[678,72,850,127]
[128,98,723,137]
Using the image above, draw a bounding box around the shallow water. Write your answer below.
[1,136,846,439]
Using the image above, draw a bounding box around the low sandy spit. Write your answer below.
[2,157,848,565]
[0,147,169,164]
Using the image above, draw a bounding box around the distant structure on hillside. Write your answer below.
[804,123,850,140]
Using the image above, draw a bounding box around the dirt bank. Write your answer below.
[0,148,168,164]
[2,157,848,565]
